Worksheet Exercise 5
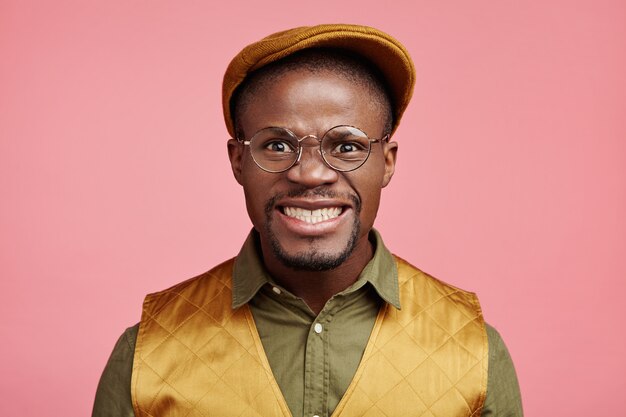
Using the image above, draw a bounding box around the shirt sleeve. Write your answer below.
[481,324,524,416]
[92,325,139,417]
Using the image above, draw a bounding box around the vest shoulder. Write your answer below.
[143,258,236,312]
[392,254,479,301]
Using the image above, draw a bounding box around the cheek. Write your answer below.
[241,165,272,226]
[242,184,271,232]
[359,186,382,228]
[353,161,386,228]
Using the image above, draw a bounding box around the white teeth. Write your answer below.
[283,206,343,224]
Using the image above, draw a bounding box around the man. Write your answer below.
[94,24,522,417]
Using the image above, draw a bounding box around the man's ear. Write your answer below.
[381,140,398,188]
[227,139,244,185]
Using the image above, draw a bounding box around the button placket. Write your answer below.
[304,313,331,417]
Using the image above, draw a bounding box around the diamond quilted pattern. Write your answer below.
[425,294,476,335]
[373,309,404,347]
[380,331,429,377]
[147,382,196,416]
[195,328,248,377]
[400,310,452,355]
[430,389,472,416]
[455,361,486,409]
[375,382,429,416]
[222,350,270,400]
[195,378,247,416]
[332,256,487,417]
[160,355,222,406]
[132,260,291,417]
[406,357,454,407]
[431,333,480,381]
[353,353,405,403]
[132,256,486,417]
[335,388,374,416]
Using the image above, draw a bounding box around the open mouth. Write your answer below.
[281,206,344,224]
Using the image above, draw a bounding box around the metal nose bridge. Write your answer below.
[294,134,325,165]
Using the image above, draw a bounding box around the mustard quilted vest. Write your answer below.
[132,256,487,417]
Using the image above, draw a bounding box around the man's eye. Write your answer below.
[265,140,295,153]
[332,141,365,154]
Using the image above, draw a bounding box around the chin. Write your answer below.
[271,246,355,272]
[267,224,360,272]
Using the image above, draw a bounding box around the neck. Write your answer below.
[260,238,374,315]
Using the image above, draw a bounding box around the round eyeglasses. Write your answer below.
[237,125,389,173]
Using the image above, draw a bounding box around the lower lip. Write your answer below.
[275,208,350,236]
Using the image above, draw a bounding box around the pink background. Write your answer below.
[1,0,625,415]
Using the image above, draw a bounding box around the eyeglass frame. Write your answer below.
[235,125,390,173]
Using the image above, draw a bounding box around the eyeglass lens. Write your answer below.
[248,126,373,172]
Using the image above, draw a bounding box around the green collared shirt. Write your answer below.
[93,230,523,417]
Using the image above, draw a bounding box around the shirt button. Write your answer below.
[314,323,323,334]
[272,286,281,295]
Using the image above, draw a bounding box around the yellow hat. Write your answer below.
[222,24,415,137]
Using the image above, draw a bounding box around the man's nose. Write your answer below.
[285,142,339,187]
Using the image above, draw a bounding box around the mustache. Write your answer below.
[264,187,361,217]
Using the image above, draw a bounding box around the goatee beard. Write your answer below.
[264,188,361,272]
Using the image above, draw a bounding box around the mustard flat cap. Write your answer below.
[222,24,415,137]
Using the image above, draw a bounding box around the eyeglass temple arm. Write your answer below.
[372,134,391,143]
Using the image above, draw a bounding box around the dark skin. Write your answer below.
[228,69,398,314]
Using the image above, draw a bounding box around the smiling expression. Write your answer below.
[228,68,397,272]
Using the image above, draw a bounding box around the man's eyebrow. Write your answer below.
[325,128,360,140]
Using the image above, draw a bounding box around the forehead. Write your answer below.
[238,69,387,138]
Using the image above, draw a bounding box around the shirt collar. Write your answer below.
[232,228,400,310]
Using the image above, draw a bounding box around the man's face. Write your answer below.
[228,69,397,271]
